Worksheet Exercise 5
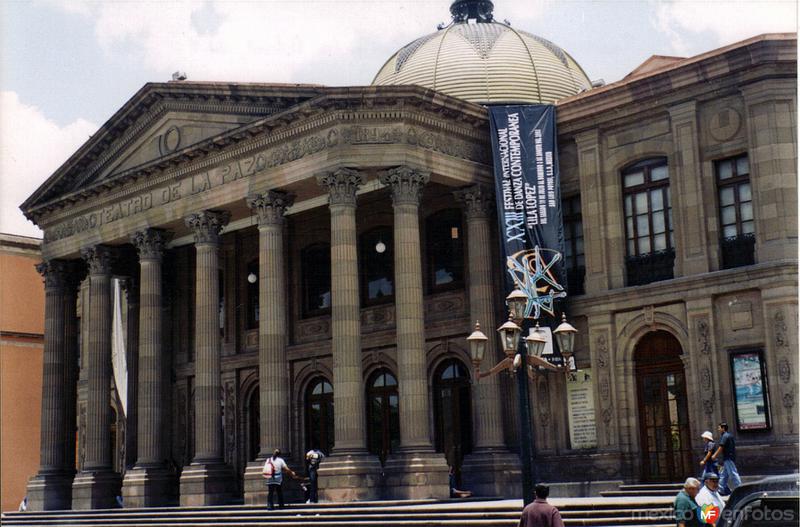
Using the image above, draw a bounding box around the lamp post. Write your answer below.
[467,291,579,505]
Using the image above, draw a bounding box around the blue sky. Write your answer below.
[1,0,796,236]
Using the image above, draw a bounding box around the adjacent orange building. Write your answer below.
[0,233,45,512]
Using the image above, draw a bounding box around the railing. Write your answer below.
[721,233,756,269]
[626,249,675,286]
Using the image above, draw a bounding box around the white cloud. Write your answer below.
[654,0,797,55]
[0,91,97,237]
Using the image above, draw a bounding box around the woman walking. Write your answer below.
[262,449,297,510]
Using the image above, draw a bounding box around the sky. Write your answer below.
[1,0,796,238]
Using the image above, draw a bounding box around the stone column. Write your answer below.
[179,211,235,506]
[454,184,521,497]
[122,229,176,507]
[121,277,139,473]
[72,245,122,509]
[379,166,449,499]
[26,260,80,510]
[316,168,382,501]
[242,191,298,505]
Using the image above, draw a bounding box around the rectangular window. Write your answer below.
[716,154,755,269]
[622,158,675,286]
[562,195,585,295]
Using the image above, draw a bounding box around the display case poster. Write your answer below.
[566,369,597,449]
[731,351,771,431]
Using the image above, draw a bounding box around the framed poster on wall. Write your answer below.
[729,349,771,431]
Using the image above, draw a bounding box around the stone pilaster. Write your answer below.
[242,191,301,504]
[179,211,235,506]
[379,166,449,499]
[669,101,710,277]
[315,169,382,501]
[454,184,520,497]
[762,285,799,439]
[26,260,80,510]
[685,299,722,448]
[72,245,121,509]
[123,229,176,507]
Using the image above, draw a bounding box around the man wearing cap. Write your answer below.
[695,473,725,521]
[674,478,702,527]
[699,431,718,481]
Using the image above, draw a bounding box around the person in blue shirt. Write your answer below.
[698,430,718,481]
[711,422,741,496]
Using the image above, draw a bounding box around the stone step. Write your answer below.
[599,489,680,497]
[618,484,683,491]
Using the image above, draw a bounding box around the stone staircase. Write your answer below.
[600,483,683,498]
[2,498,675,527]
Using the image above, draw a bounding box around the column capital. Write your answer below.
[454,184,494,220]
[185,210,230,245]
[246,190,295,227]
[80,245,115,276]
[379,166,430,207]
[131,228,171,261]
[36,259,83,290]
[316,168,366,207]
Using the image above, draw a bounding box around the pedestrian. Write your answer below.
[698,430,718,481]
[518,484,564,527]
[673,477,702,527]
[262,449,297,510]
[711,422,741,496]
[695,472,725,521]
[304,447,326,503]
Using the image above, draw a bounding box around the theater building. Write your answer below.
[20,0,797,511]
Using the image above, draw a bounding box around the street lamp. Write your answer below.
[467,290,580,505]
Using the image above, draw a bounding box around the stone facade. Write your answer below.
[21,35,797,509]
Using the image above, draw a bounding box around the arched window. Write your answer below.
[360,227,394,305]
[433,359,472,483]
[366,369,400,464]
[246,259,259,329]
[622,158,675,286]
[305,378,334,455]
[301,244,332,317]
[426,209,464,292]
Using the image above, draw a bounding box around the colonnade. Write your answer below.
[26,167,514,509]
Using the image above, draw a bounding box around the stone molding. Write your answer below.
[379,166,430,207]
[316,168,366,207]
[185,210,231,245]
[80,245,115,276]
[454,184,493,219]
[131,228,170,261]
[245,190,295,226]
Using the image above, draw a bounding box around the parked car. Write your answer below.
[717,474,799,527]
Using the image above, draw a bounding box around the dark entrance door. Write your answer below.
[305,378,334,455]
[367,369,400,465]
[635,331,692,482]
[433,359,472,486]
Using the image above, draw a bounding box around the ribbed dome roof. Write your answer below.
[372,2,591,105]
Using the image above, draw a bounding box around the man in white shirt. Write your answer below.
[695,472,725,524]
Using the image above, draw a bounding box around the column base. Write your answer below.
[71,470,122,510]
[178,462,235,506]
[383,450,449,500]
[26,471,74,511]
[461,449,521,498]
[318,452,383,502]
[121,465,177,508]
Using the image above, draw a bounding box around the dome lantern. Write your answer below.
[450,0,494,23]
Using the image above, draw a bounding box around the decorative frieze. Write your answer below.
[184,210,230,245]
[316,168,366,207]
[131,228,170,261]
[379,166,430,207]
[246,190,295,226]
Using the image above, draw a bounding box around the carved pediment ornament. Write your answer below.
[185,210,231,245]
[316,168,366,207]
[454,184,493,219]
[246,190,296,226]
[80,245,115,275]
[379,166,430,207]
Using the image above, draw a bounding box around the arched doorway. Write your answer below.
[246,387,260,462]
[305,377,334,455]
[366,369,400,464]
[433,359,472,486]
[635,331,692,482]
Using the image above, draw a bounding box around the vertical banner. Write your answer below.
[489,105,566,320]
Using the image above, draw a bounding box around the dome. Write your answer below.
[372,1,591,105]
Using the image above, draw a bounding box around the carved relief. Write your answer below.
[779,358,792,384]
[223,383,236,465]
[643,305,655,328]
[774,310,789,349]
[78,405,87,470]
[295,318,331,343]
[361,305,396,332]
[708,107,742,143]
[703,399,715,416]
[424,292,466,321]
[176,387,188,466]
[599,377,610,401]
[596,334,608,368]
[700,367,712,391]
[697,319,711,355]
[537,378,551,428]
